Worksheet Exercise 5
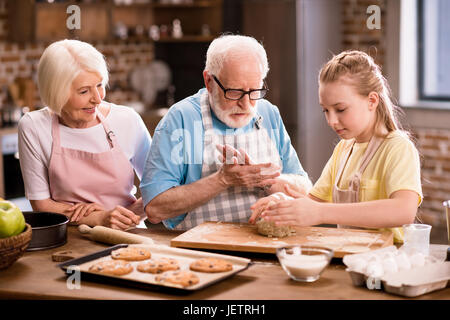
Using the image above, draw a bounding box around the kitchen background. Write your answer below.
[0,0,448,243]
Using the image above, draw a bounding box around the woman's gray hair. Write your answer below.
[37,39,109,115]
[205,34,269,79]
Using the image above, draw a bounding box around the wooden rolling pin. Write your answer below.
[78,225,154,245]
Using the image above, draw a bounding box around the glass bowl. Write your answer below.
[276,245,334,282]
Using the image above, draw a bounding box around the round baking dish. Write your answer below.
[23,212,69,251]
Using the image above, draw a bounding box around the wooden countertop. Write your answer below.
[0,224,448,300]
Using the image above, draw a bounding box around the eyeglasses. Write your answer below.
[212,75,268,100]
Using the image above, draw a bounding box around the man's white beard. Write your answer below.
[210,90,256,128]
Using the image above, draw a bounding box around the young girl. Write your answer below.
[249,50,423,243]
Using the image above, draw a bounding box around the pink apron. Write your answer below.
[48,109,136,210]
[331,135,405,242]
[332,136,383,228]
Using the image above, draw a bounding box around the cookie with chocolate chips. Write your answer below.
[88,259,133,276]
[111,247,151,261]
[137,257,180,274]
[155,270,200,288]
[189,258,233,273]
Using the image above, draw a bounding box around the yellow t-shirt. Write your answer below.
[309,131,423,243]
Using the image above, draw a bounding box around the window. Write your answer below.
[418,0,450,100]
[397,0,450,109]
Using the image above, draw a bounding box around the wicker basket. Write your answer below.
[0,223,32,270]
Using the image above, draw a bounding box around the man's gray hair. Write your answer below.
[205,34,269,79]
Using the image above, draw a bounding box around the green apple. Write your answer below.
[0,200,25,238]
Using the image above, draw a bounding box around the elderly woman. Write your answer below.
[18,39,152,230]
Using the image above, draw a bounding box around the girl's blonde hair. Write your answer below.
[37,39,109,115]
[319,50,403,138]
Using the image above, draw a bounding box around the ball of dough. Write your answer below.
[256,219,295,238]
[255,200,296,238]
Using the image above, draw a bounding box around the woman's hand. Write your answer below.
[127,198,145,217]
[101,205,141,230]
[248,192,293,224]
[65,202,104,222]
[259,195,323,227]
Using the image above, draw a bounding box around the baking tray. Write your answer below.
[58,244,252,293]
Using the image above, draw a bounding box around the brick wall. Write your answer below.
[341,0,449,242]
[0,0,154,109]
[342,0,385,67]
[416,129,450,229]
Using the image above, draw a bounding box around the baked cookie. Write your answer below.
[189,258,233,273]
[137,257,180,274]
[88,259,133,276]
[155,270,200,288]
[111,247,151,261]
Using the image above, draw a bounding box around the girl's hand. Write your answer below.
[260,195,323,227]
[101,205,141,230]
[284,183,305,198]
[262,178,308,196]
[248,192,293,224]
[66,202,104,222]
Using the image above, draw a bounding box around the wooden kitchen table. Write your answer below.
[0,224,448,300]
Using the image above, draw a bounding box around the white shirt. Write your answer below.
[18,104,152,200]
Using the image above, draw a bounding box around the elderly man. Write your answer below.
[140,34,312,230]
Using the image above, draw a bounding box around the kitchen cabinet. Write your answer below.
[8,1,109,42]
[7,0,223,43]
[7,0,224,106]
[0,127,20,199]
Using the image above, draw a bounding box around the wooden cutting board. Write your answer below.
[170,222,394,258]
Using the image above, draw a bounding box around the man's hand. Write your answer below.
[216,144,254,165]
[216,144,280,188]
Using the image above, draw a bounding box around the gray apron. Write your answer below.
[174,91,283,230]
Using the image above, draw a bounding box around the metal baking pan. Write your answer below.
[23,211,69,251]
[58,244,252,294]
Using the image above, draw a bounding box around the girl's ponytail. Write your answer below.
[319,50,405,138]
